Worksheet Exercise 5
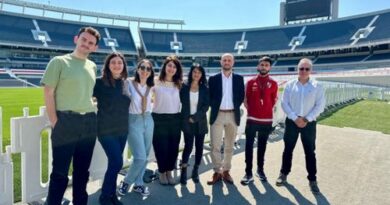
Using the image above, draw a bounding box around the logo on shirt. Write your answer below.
[252,82,258,91]
[252,82,273,91]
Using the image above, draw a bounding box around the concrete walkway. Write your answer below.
[61,125,390,205]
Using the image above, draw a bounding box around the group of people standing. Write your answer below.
[41,26,325,205]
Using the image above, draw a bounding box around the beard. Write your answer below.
[222,65,232,71]
[258,69,269,75]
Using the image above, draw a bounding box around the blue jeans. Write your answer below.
[124,113,154,186]
[98,135,127,197]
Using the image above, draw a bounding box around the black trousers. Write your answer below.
[181,122,206,166]
[244,122,273,176]
[152,113,181,173]
[280,118,317,181]
[46,111,97,205]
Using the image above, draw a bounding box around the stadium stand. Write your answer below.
[315,54,368,64]
[139,9,390,71]
[0,12,137,54]
[0,68,9,77]
[139,13,380,55]
[140,29,175,53]
[275,59,301,66]
[0,9,140,86]
[358,11,390,44]
[366,52,390,61]
[1,7,390,86]
[244,26,302,52]
[234,61,258,68]
[177,31,242,53]
[299,15,373,49]
[0,12,40,47]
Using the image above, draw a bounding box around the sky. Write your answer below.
[4,0,390,45]
[16,0,390,30]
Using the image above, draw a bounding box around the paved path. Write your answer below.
[57,125,390,205]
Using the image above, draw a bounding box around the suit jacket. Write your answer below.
[208,72,245,125]
[180,83,210,135]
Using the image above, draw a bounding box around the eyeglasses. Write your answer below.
[139,65,152,72]
[299,67,311,72]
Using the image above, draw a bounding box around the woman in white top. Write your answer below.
[152,55,183,185]
[179,64,209,185]
[118,59,155,196]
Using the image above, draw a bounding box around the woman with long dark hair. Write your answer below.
[179,64,209,185]
[117,59,155,196]
[152,55,183,185]
[93,52,130,205]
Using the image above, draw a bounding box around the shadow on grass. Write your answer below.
[318,98,363,122]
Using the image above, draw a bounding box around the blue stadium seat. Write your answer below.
[300,16,373,49]
[0,13,40,46]
[234,61,258,67]
[366,52,390,61]
[0,12,137,54]
[359,12,390,43]
[139,10,390,55]
[108,28,137,52]
[177,31,242,53]
[141,29,176,53]
[275,59,301,66]
[245,26,302,52]
[315,55,367,64]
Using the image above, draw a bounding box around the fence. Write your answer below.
[0,106,14,205]
[321,82,387,106]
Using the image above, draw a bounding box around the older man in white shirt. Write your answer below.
[276,58,325,194]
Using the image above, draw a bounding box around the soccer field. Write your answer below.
[319,100,390,134]
[0,87,44,150]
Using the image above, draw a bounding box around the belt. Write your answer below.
[58,110,93,115]
[219,109,234,113]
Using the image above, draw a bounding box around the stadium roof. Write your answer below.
[0,0,185,27]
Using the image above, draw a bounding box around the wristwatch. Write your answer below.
[303,117,309,123]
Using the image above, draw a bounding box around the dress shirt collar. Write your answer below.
[221,71,233,79]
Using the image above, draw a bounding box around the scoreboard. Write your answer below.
[285,0,332,21]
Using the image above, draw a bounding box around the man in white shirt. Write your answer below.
[207,53,245,185]
[276,58,325,194]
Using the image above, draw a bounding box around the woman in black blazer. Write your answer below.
[179,64,209,185]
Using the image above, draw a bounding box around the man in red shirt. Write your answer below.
[241,56,278,185]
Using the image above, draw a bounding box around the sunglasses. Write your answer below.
[139,65,152,72]
[299,67,311,71]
